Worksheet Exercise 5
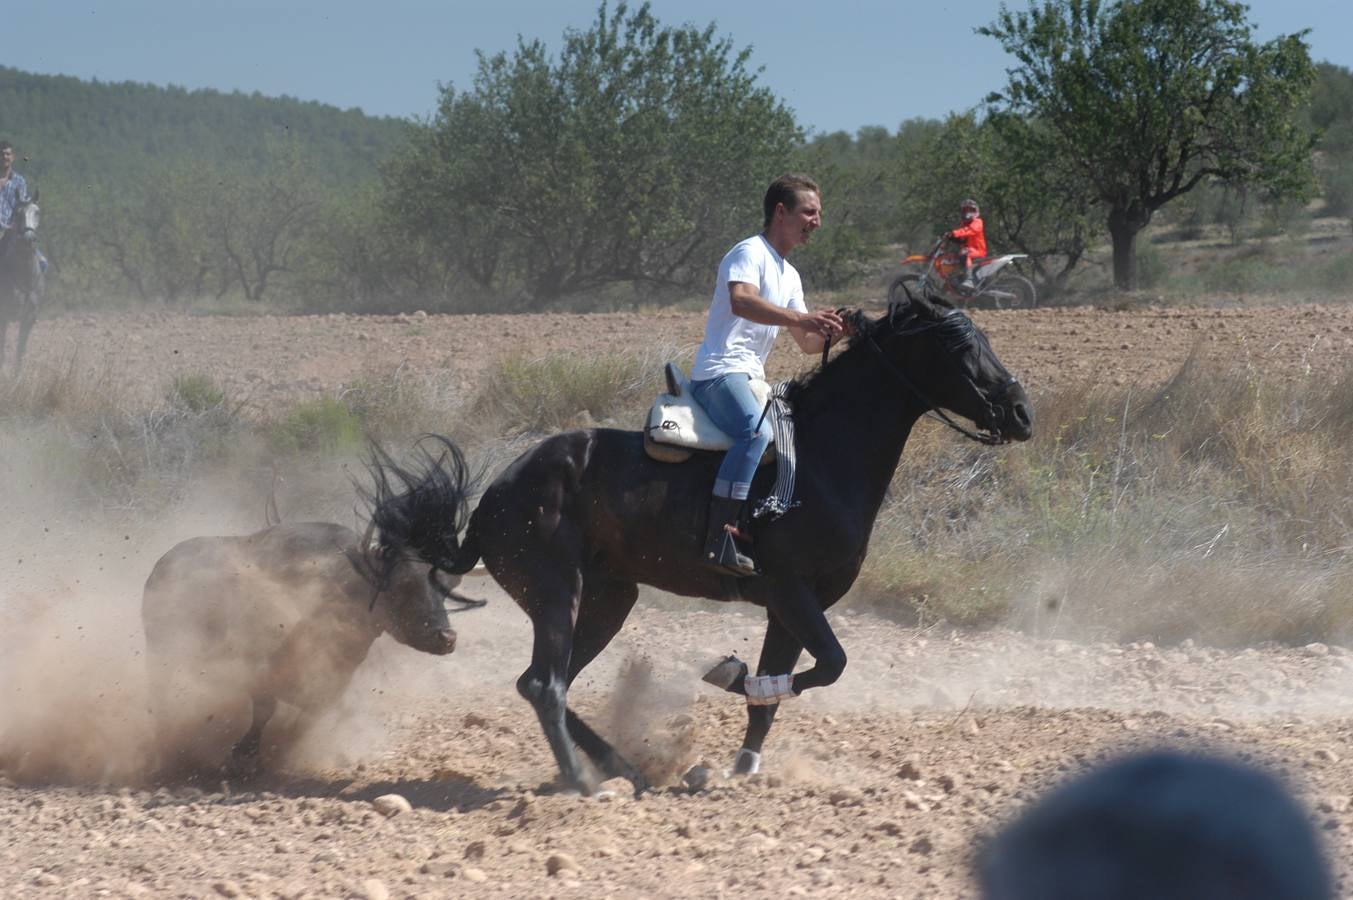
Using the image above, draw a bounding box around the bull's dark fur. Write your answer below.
[142,518,462,778]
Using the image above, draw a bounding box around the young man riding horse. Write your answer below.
[0,139,42,374]
[0,141,30,235]
[689,174,846,576]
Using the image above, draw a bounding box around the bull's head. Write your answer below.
[371,557,459,655]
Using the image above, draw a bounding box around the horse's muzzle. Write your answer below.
[988,382,1034,443]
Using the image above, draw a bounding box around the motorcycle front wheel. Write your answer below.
[984,274,1037,309]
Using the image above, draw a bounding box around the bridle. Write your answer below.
[823,306,1018,446]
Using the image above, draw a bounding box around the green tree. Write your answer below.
[206,141,323,301]
[1307,63,1353,220]
[86,163,217,303]
[981,0,1318,289]
[385,1,799,304]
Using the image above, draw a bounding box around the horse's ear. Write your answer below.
[911,290,952,320]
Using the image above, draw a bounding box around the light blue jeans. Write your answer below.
[689,373,772,501]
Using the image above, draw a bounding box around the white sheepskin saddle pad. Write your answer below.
[644,363,776,464]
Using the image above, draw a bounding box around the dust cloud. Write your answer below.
[0,429,471,787]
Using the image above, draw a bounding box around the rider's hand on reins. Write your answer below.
[801,307,844,339]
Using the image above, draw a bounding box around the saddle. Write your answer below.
[643,363,778,465]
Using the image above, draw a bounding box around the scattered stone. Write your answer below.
[546,852,581,877]
[1304,642,1330,657]
[682,765,711,794]
[371,794,412,818]
[897,760,923,781]
[909,835,935,856]
[464,840,486,860]
[358,877,390,900]
[463,867,489,883]
[212,880,243,897]
[420,860,458,878]
[829,787,864,807]
[463,711,491,729]
[798,846,828,868]
[1315,748,1340,764]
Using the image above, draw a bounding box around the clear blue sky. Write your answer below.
[6,0,1351,134]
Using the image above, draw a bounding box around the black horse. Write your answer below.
[0,192,43,375]
[369,289,1033,795]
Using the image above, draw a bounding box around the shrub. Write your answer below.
[471,345,677,436]
[848,354,1353,645]
[269,399,364,454]
[167,373,226,414]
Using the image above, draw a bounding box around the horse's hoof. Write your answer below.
[702,655,748,691]
[731,748,761,776]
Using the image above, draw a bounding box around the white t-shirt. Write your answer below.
[691,234,806,381]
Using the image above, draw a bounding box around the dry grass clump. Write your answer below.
[336,364,465,441]
[2,358,250,509]
[468,343,683,438]
[852,354,1353,646]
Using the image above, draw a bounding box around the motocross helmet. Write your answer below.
[960,199,980,221]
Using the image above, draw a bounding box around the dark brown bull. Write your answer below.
[143,488,481,777]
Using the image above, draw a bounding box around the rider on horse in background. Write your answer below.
[946,198,986,292]
[0,140,31,252]
[688,173,845,577]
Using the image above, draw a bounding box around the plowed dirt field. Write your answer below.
[4,302,1353,899]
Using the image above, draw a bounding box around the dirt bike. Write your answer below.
[888,236,1037,310]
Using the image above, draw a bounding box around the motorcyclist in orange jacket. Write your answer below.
[946,199,987,291]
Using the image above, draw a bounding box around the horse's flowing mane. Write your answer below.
[358,436,480,583]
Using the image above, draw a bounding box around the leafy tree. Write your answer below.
[85,164,217,303]
[1308,63,1353,220]
[385,1,799,304]
[206,143,323,301]
[981,0,1318,289]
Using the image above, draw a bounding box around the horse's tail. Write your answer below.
[359,434,484,579]
[446,515,484,576]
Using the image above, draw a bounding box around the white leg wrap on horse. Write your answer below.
[744,673,795,706]
[734,749,761,775]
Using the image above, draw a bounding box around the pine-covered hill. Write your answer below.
[0,66,408,187]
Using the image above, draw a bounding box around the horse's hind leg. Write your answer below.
[514,569,593,794]
[733,615,803,775]
[563,577,648,794]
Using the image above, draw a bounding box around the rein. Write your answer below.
[864,328,1009,446]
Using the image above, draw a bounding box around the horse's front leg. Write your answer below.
[704,581,845,774]
[732,614,803,775]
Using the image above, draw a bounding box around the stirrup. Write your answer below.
[707,527,758,577]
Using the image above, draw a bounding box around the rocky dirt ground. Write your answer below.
[4,300,1353,899]
[19,300,1353,411]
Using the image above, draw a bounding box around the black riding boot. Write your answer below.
[703,496,757,577]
